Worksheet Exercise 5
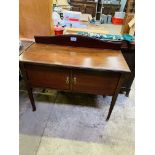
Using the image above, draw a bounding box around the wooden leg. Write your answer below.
[27,88,36,111]
[106,93,118,121]
[106,74,125,121]
[125,89,131,97]
[20,63,36,111]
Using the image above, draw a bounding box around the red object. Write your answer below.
[54,26,64,35]
[68,18,79,22]
[112,17,124,25]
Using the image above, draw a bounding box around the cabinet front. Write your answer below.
[24,64,70,90]
[72,70,120,95]
[72,6,81,12]
[71,3,85,13]
[85,6,96,17]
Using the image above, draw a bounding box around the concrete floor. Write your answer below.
[19,79,135,155]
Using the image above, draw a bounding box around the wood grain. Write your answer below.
[34,35,123,50]
[72,70,120,95]
[19,43,130,73]
[25,64,70,90]
[19,0,54,39]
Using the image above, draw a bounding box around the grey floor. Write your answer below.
[19,79,135,155]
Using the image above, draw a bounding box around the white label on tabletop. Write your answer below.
[70,37,77,42]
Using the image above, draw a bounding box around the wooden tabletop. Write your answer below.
[19,43,130,73]
[19,40,34,55]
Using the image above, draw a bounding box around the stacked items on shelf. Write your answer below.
[53,0,72,10]
[62,11,87,28]
[70,0,97,17]
[96,0,121,22]
[112,11,125,24]
[52,9,88,28]
[100,11,125,24]
[100,14,112,24]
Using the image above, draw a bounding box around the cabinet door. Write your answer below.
[102,6,111,15]
[24,64,70,90]
[85,6,96,17]
[71,3,85,13]
[80,6,86,13]
[70,0,86,2]
[72,70,120,95]
[71,6,81,12]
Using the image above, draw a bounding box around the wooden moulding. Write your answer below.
[34,34,125,50]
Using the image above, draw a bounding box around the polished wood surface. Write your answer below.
[19,43,130,73]
[34,35,122,50]
[19,0,54,39]
[72,70,120,95]
[19,41,34,55]
[25,64,70,90]
[24,64,121,96]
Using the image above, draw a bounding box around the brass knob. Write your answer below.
[73,77,77,85]
[66,76,69,84]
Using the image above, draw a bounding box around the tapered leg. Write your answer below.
[105,74,125,121]
[125,89,131,97]
[27,88,36,111]
[20,63,36,111]
[106,93,118,121]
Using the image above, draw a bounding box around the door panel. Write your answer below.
[25,64,70,90]
[70,0,86,2]
[85,6,96,17]
[72,70,120,95]
[71,6,81,12]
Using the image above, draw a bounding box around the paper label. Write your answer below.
[70,37,77,42]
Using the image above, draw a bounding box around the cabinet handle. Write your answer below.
[73,77,77,85]
[66,76,69,84]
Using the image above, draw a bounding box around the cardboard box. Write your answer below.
[63,10,81,20]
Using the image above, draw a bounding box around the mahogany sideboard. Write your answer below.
[19,35,130,121]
